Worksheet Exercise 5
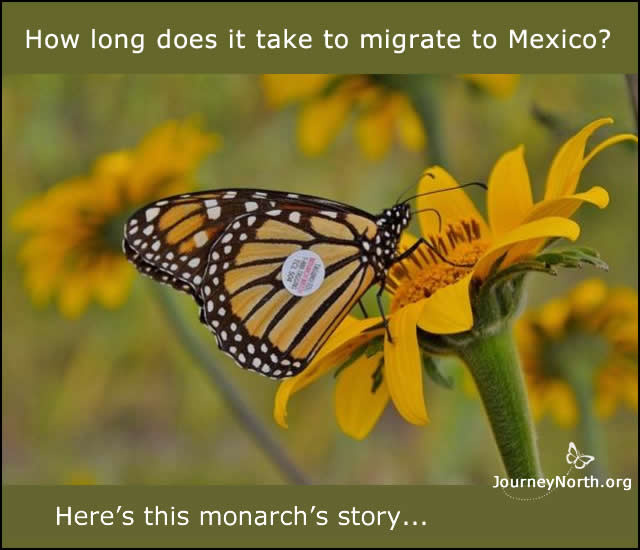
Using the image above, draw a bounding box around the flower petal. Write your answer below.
[261,74,334,108]
[273,315,383,428]
[394,94,426,152]
[547,381,578,428]
[356,98,394,160]
[297,87,353,156]
[384,302,429,425]
[536,298,571,339]
[335,352,389,440]
[474,217,581,279]
[416,166,490,238]
[522,186,609,225]
[569,278,608,317]
[487,145,533,237]
[544,118,637,200]
[416,274,474,334]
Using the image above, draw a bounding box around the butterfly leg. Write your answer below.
[358,299,369,318]
[393,238,474,269]
[376,283,393,343]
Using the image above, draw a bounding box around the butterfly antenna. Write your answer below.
[410,207,443,233]
[394,173,434,204]
[401,181,487,204]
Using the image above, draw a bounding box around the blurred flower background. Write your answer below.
[2,74,637,484]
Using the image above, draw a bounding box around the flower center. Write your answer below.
[388,219,489,313]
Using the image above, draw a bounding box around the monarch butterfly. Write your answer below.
[122,182,482,379]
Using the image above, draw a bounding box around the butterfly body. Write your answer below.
[123,188,411,379]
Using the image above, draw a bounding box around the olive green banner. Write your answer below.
[2,485,637,547]
[1,2,638,74]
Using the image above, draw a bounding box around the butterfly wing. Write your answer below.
[123,190,241,303]
[124,189,382,378]
[566,441,580,465]
[574,454,595,469]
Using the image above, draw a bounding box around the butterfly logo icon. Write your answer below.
[566,442,595,469]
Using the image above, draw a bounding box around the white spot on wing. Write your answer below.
[193,231,208,248]
[289,212,301,224]
[145,207,160,222]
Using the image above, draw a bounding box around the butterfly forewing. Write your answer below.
[123,189,384,378]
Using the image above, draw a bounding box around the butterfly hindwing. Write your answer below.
[199,207,379,378]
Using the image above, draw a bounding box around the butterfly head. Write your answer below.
[378,203,412,236]
[372,204,412,272]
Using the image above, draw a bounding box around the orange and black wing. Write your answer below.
[123,189,382,378]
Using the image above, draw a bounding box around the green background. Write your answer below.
[3,73,637,485]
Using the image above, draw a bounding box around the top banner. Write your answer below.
[2,2,638,74]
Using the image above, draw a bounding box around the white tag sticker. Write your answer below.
[281,250,325,297]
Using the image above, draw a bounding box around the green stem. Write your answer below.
[564,365,607,479]
[151,286,311,485]
[625,74,638,132]
[456,325,543,479]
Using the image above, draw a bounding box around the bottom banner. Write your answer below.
[2,485,637,547]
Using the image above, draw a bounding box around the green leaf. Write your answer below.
[334,336,384,379]
[364,336,384,358]
[422,354,454,390]
[536,247,609,271]
[333,346,367,379]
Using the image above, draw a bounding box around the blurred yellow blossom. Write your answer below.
[262,74,520,160]
[517,279,638,427]
[262,74,425,159]
[13,119,220,318]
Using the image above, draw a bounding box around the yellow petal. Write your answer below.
[416,166,490,238]
[394,94,426,152]
[356,98,394,160]
[297,88,352,156]
[384,302,429,425]
[416,274,474,334]
[569,278,608,317]
[547,381,578,428]
[474,217,580,279]
[582,133,638,169]
[58,272,92,318]
[522,186,609,224]
[544,118,637,199]
[94,258,135,309]
[460,74,520,98]
[536,298,571,339]
[261,74,334,108]
[335,352,389,440]
[487,145,533,237]
[273,316,383,428]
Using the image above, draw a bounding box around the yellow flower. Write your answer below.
[273,118,636,439]
[262,74,425,159]
[517,279,638,427]
[262,74,520,160]
[13,120,220,318]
